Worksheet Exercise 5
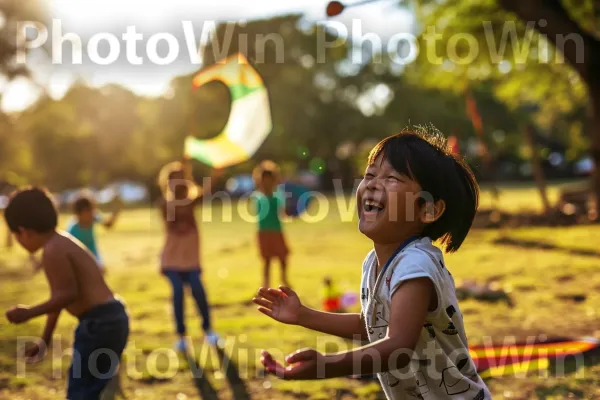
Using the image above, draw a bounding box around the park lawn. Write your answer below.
[1,182,599,400]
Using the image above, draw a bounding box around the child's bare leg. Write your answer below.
[279,256,289,287]
[263,258,271,289]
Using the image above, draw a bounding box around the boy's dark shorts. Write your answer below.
[67,299,129,400]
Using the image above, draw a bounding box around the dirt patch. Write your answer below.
[492,236,600,258]
[556,294,587,303]
[556,275,575,283]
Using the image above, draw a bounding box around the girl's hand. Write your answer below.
[261,348,325,380]
[253,286,302,325]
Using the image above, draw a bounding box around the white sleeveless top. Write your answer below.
[360,237,491,400]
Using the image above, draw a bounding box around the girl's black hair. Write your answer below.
[368,127,479,253]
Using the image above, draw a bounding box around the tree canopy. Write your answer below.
[0,10,591,192]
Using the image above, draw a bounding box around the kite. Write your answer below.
[184,53,272,168]
[470,337,600,378]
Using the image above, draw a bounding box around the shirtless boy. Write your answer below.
[4,187,129,400]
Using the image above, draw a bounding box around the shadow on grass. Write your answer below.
[182,348,219,400]
[214,345,251,400]
[493,236,600,258]
[546,344,600,376]
[182,344,251,400]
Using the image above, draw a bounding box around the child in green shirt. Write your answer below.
[253,163,290,289]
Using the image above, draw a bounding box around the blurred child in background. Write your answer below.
[157,159,220,350]
[67,193,121,274]
[252,161,291,289]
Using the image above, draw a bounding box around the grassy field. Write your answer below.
[1,181,599,399]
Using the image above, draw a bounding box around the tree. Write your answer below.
[497,0,600,214]
[2,12,561,193]
[0,0,46,185]
[0,0,45,80]
[410,0,599,213]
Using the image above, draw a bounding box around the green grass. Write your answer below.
[1,181,599,399]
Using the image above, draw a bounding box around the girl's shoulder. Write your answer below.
[401,237,444,266]
[389,238,449,286]
[362,249,377,268]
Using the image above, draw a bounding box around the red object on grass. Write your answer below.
[326,1,345,17]
[323,297,341,312]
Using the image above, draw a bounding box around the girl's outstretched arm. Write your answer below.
[253,286,368,341]
[260,278,433,380]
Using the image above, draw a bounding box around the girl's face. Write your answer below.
[356,155,424,244]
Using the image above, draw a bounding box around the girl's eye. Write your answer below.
[364,173,375,179]
[387,175,400,182]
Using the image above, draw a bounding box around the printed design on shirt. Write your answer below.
[414,371,430,396]
[456,357,469,371]
[443,305,459,335]
[367,310,388,339]
[439,259,452,276]
[443,322,458,335]
[404,372,430,400]
[402,367,431,399]
[386,372,401,388]
[439,365,471,395]
[403,388,424,400]
[473,388,485,400]
[361,288,369,301]
[446,305,457,318]
[424,323,436,339]
[455,355,479,382]
[385,275,392,290]
[454,356,478,381]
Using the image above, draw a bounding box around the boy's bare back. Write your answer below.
[42,232,114,317]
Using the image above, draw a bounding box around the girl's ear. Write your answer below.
[419,199,446,224]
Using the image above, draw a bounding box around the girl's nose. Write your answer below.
[365,177,382,191]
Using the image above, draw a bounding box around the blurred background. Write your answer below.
[1,0,599,399]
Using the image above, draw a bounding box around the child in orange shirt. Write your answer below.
[157,160,220,350]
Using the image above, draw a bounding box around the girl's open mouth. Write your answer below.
[363,199,385,213]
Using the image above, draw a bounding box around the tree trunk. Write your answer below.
[498,0,600,217]
[524,124,551,215]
